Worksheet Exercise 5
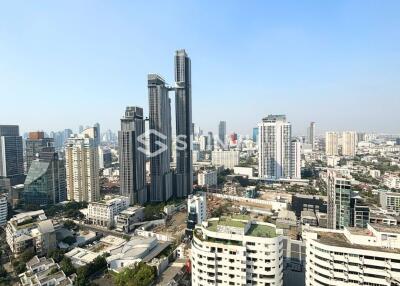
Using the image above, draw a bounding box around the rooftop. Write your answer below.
[206,217,277,238]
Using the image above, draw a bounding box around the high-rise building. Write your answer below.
[207,131,214,151]
[191,217,283,286]
[0,194,7,226]
[252,127,259,143]
[325,131,339,156]
[65,128,99,202]
[290,139,301,179]
[342,131,357,157]
[258,115,292,180]
[148,74,173,202]
[174,49,193,198]
[25,131,54,172]
[118,106,147,205]
[199,135,208,152]
[327,169,369,229]
[23,151,67,206]
[218,121,226,149]
[94,122,101,146]
[307,121,316,150]
[327,169,351,229]
[0,125,24,184]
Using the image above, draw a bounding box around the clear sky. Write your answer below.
[1,0,399,136]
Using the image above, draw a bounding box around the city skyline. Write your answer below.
[1,1,400,135]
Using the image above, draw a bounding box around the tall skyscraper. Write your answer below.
[148,74,173,202]
[342,131,357,157]
[25,131,54,172]
[23,150,66,207]
[65,128,99,202]
[218,121,226,149]
[118,106,147,205]
[258,115,292,179]
[94,122,101,146]
[174,49,193,198]
[252,127,259,143]
[0,125,24,184]
[207,131,214,151]
[290,139,301,179]
[325,131,339,156]
[307,121,316,150]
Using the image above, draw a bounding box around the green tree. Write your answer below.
[60,257,76,276]
[48,249,65,263]
[113,263,156,286]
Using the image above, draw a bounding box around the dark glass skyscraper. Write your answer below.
[148,74,173,202]
[218,121,226,149]
[174,49,193,198]
[0,125,24,185]
[23,150,66,207]
[118,106,147,205]
[25,131,54,172]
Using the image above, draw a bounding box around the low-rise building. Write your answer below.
[383,174,400,189]
[19,256,74,286]
[301,210,318,226]
[197,170,217,187]
[304,224,400,286]
[191,216,283,286]
[380,190,400,213]
[87,195,130,228]
[6,210,56,256]
[115,206,145,233]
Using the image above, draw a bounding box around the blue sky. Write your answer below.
[0,0,399,136]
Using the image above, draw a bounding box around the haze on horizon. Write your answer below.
[0,1,399,136]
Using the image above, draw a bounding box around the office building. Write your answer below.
[0,194,7,226]
[25,131,54,172]
[304,224,400,286]
[258,115,292,179]
[218,121,227,149]
[174,49,193,198]
[325,132,339,156]
[118,106,147,205]
[342,131,357,157]
[23,151,67,207]
[0,125,24,184]
[148,74,173,202]
[6,210,56,256]
[65,128,100,202]
[98,146,112,169]
[87,195,130,228]
[252,127,259,144]
[191,217,283,286]
[197,170,217,187]
[290,139,301,179]
[307,122,316,150]
[211,150,240,169]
